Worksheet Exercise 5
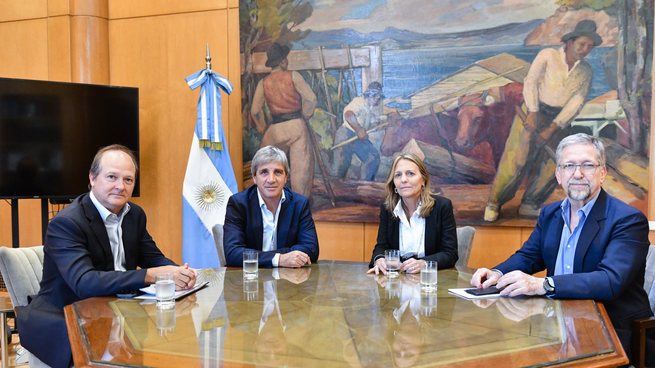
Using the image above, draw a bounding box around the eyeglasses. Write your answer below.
[558,163,600,175]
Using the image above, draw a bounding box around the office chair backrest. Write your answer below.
[455,226,475,268]
[212,224,227,267]
[645,245,655,313]
[0,246,44,308]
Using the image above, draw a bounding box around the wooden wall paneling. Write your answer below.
[228,0,238,9]
[108,0,227,20]
[227,7,243,188]
[71,16,109,84]
[70,0,108,17]
[48,0,70,17]
[315,222,364,261]
[109,11,230,262]
[363,222,378,263]
[467,226,523,269]
[0,19,49,79]
[0,0,47,22]
[47,16,73,82]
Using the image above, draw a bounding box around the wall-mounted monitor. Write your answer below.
[0,77,139,199]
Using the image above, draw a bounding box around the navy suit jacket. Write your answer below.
[369,195,459,269]
[223,185,319,267]
[17,193,176,368]
[495,189,652,328]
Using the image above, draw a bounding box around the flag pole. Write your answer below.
[206,43,212,70]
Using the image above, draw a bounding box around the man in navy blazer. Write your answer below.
[471,133,653,363]
[17,145,198,368]
[224,145,319,268]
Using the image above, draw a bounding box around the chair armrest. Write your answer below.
[632,316,655,368]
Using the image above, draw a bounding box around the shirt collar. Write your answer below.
[560,46,581,70]
[560,189,601,218]
[257,188,286,211]
[89,191,130,221]
[393,199,422,219]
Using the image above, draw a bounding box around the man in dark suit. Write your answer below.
[224,145,319,268]
[17,144,198,368]
[471,133,653,364]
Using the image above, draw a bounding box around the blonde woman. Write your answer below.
[368,153,458,275]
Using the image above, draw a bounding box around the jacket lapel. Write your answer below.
[247,187,265,250]
[573,189,606,273]
[276,189,291,249]
[424,206,437,254]
[121,212,137,270]
[544,205,565,275]
[82,194,114,271]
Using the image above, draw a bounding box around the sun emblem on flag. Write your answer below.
[194,182,225,212]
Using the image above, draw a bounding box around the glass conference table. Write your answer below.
[64,261,627,368]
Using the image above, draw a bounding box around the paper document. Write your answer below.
[448,288,503,300]
[135,281,209,300]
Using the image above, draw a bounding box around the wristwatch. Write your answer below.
[543,277,555,295]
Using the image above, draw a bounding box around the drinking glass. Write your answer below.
[420,261,438,291]
[155,273,175,308]
[243,250,258,280]
[385,249,400,277]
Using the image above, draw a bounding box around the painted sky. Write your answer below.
[301,0,560,34]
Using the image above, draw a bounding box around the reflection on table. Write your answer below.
[65,261,626,368]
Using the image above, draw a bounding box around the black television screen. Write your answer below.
[0,77,139,199]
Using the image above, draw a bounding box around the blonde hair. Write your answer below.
[384,153,435,218]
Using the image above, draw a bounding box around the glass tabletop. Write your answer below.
[70,261,618,368]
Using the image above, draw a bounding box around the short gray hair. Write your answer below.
[251,145,289,177]
[556,133,605,168]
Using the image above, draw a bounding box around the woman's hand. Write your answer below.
[367,258,388,275]
[400,258,423,274]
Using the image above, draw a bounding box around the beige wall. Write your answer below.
[0,0,652,269]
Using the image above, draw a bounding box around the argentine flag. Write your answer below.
[182,68,238,268]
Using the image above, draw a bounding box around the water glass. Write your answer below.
[385,249,400,277]
[243,250,258,280]
[156,306,176,335]
[155,273,175,308]
[420,261,438,291]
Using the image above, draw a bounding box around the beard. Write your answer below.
[567,180,591,201]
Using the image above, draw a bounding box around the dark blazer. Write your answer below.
[223,185,319,267]
[495,189,652,329]
[369,195,459,269]
[17,193,176,368]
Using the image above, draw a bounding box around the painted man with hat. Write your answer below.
[333,82,385,181]
[484,19,601,222]
[251,42,317,197]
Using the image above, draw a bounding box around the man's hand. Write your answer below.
[470,268,502,288]
[535,123,559,145]
[496,297,547,322]
[522,112,538,132]
[356,128,369,140]
[279,267,311,284]
[279,251,311,268]
[367,258,387,275]
[496,271,546,297]
[145,264,198,290]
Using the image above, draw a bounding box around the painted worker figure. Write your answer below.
[251,42,317,198]
[333,82,384,181]
[472,134,654,365]
[223,145,319,268]
[17,145,198,368]
[484,20,599,221]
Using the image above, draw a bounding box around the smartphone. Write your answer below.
[117,289,140,298]
[465,286,503,296]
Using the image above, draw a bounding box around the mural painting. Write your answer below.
[240,0,652,226]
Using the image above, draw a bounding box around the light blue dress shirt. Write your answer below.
[257,189,286,267]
